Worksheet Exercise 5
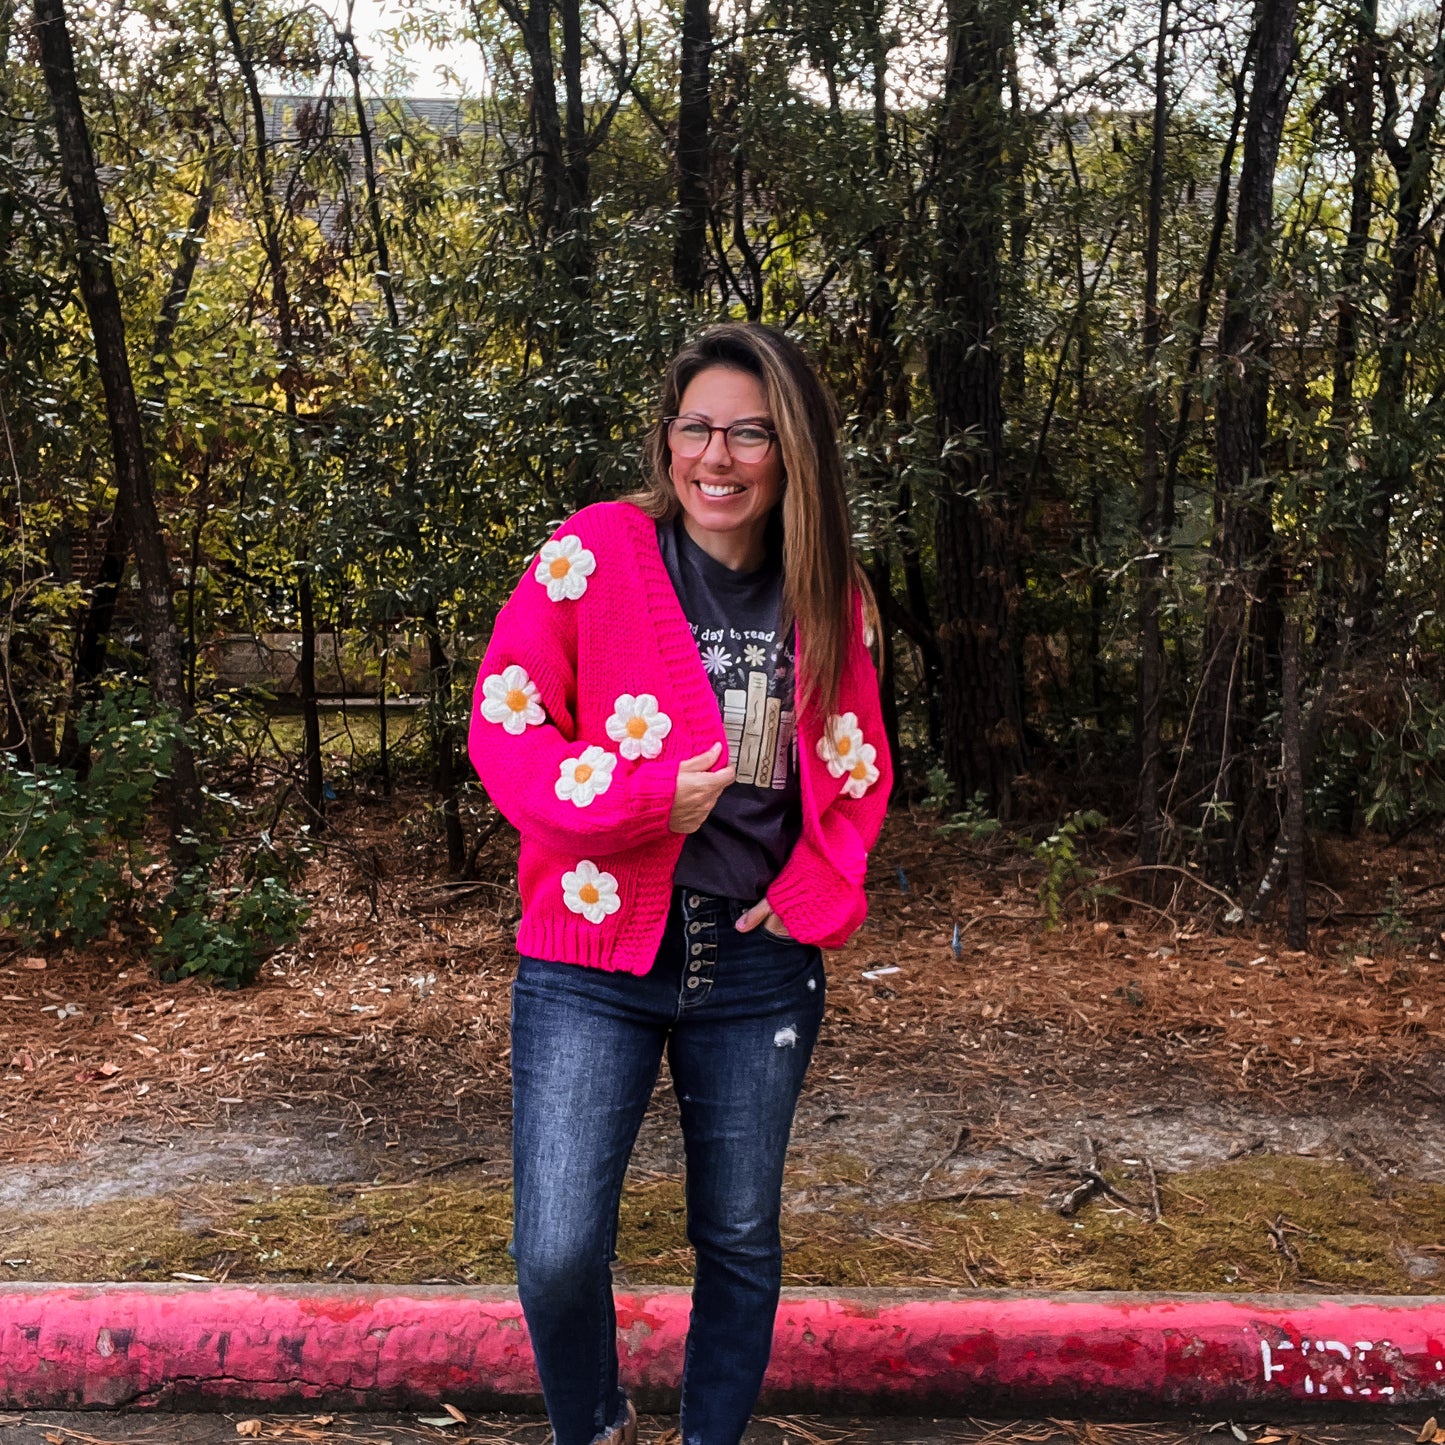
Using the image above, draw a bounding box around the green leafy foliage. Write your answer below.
[1358,686,1445,834]
[1027,810,1110,930]
[923,768,1004,841]
[0,694,174,944]
[0,693,306,984]
[152,859,309,989]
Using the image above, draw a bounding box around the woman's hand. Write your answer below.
[668,742,736,834]
[736,897,793,939]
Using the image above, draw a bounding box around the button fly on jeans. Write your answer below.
[688,961,702,972]
[686,977,700,989]
[687,895,702,908]
[691,943,704,956]
[689,921,702,934]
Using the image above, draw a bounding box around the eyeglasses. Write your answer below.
[663,416,777,462]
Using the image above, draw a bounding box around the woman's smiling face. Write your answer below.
[669,366,784,566]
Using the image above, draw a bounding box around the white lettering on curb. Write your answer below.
[1259,1334,1419,1396]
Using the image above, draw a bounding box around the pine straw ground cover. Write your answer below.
[5,791,1445,1292]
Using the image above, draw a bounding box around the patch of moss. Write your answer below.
[6,1197,211,1282]
[7,1157,1441,1293]
[8,1184,516,1285]
[782,1156,1426,1294]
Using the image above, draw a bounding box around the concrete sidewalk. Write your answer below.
[3,1284,1444,1417]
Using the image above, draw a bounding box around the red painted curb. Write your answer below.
[3,1285,1445,1415]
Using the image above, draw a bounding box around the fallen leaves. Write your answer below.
[235,1417,336,1440]
[72,1062,122,1086]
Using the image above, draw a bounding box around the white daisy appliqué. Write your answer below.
[535,534,596,602]
[816,712,866,778]
[555,745,616,808]
[562,859,621,924]
[841,741,880,799]
[479,663,546,735]
[605,693,672,760]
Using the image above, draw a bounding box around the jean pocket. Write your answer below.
[761,916,798,943]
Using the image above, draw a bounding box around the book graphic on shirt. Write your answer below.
[695,621,795,791]
[722,681,793,789]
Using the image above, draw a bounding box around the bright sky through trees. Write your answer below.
[334,0,488,94]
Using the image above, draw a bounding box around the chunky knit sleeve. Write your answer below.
[766,593,892,946]
[468,523,679,857]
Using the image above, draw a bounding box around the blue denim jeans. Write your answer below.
[510,886,826,1445]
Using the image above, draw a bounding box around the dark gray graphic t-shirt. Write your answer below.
[657,516,802,900]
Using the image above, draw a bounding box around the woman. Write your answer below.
[468,323,891,1445]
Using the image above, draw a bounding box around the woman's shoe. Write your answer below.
[593,1397,637,1445]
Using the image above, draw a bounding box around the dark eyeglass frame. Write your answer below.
[661,415,779,460]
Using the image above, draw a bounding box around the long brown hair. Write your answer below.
[633,323,870,718]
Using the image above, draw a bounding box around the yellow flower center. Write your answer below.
[626,716,648,739]
[851,760,869,780]
[574,763,593,784]
[836,735,852,756]
[505,688,529,713]
[549,556,572,579]
[579,882,600,905]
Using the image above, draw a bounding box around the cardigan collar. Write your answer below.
[618,502,727,754]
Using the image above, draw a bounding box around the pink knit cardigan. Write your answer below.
[467,501,892,973]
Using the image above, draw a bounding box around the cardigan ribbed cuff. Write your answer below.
[625,758,681,841]
[767,845,867,950]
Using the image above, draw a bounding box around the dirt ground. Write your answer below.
[5,796,1445,1292]
[0,1414,1432,1445]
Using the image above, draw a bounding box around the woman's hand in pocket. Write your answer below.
[736,897,793,940]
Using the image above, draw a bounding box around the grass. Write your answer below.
[8,1155,1443,1294]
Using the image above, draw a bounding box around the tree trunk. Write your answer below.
[868,552,902,788]
[377,641,391,798]
[1001,44,1030,420]
[1281,615,1307,950]
[1326,0,1376,459]
[342,31,400,329]
[32,0,203,858]
[526,0,563,238]
[1198,0,1298,885]
[59,154,218,772]
[297,558,324,828]
[897,480,942,754]
[927,0,1021,810]
[558,0,591,290]
[1360,16,1445,631]
[673,0,711,296]
[222,0,325,827]
[149,154,219,372]
[425,614,466,876]
[1245,625,1345,921]
[501,0,567,251]
[1313,0,1376,665]
[1162,37,1252,535]
[184,457,211,706]
[1136,0,1170,869]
